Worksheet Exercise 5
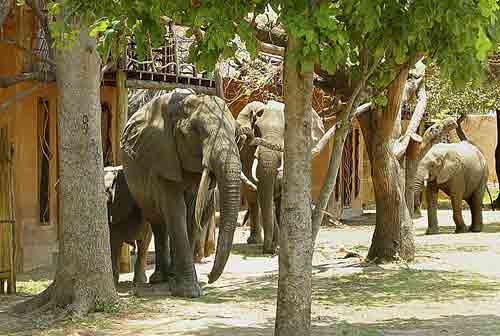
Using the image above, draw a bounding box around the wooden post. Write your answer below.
[115,63,131,273]
[0,128,15,293]
[113,68,128,165]
[8,144,15,294]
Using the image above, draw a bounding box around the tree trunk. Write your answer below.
[0,0,13,27]
[358,67,415,262]
[274,35,313,336]
[16,25,117,315]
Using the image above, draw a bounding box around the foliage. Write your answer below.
[39,0,500,91]
[425,62,500,120]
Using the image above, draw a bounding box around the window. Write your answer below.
[38,98,51,225]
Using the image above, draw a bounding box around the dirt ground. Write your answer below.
[2,209,500,336]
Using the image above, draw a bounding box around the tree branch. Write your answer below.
[393,84,427,159]
[0,83,44,114]
[311,124,336,159]
[0,72,54,88]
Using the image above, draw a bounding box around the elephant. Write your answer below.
[119,89,242,297]
[415,140,489,234]
[237,100,324,253]
[104,166,152,285]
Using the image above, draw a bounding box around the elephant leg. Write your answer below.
[426,183,439,235]
[259,181,276,254]
[247,198,263,244]
[452,196,467,233]
[110,238,121,285]
[133,225,152,284]
[470,190,484,232]
[149,221,172,284]
[159,185,201,298]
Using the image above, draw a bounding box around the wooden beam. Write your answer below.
[125,79,217,95]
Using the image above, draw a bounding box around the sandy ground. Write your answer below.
[2,209,500,336]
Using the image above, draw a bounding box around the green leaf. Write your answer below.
[90,19,109,38]
[475,27,493,60]
[301,60,314,74]
[371,95,388,107]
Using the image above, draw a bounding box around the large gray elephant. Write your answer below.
[120,89,242,297]
[415,140,489,234]
[237,100,324,253]
[104,166,152,285]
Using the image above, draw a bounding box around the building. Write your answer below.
[0,7,215,273]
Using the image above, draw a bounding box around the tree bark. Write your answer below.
[0,0,13,27]
[358,66,415,262]
[274,35,313,336]
[15,25,117,315]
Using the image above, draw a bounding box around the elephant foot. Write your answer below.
[425,227,440,235]
[169,277,202,298]
[262,243,277,255]
[247,234,263,245]
[469,224,483,233]
[149,270,172,284]
[455,225,468,234]
[133,272,148,284]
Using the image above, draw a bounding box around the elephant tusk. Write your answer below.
[251,157,259,183]
[195,168,212,233]
[240,171,257,191]
[423,180,428,188]
[277,151,284,173]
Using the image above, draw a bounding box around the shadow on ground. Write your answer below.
[173,314,500,336]
[231,243,274,258]
[416,222,500,236]
[199,265,500,308]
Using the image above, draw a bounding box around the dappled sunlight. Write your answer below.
[313,268,500,308]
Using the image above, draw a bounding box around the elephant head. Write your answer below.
[121,89,242,283]
[415,144,461,192]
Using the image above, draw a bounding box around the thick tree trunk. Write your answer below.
[274,35,313,336]
[16,26,117,314]
[358,67,415,262]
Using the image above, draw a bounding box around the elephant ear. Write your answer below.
[121,93,184,182]
[436,153,461,185]
[110,169,139,224]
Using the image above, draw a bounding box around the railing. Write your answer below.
[120,23,216,91]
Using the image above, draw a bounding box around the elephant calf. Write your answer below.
[104,166,152,284]
[415,141,489,234]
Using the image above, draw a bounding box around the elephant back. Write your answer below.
[120,90,193,183]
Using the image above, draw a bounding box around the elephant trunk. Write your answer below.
[208,155,241,284]
[413,168,428,194]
